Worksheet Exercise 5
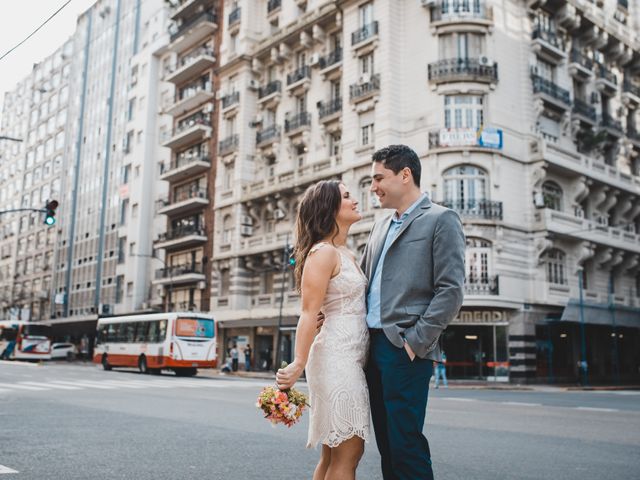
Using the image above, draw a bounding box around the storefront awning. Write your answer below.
[560,301,640,328]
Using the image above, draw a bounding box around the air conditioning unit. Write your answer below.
[309,53,321,66]
[248,79,260,90]
[203,102,214,113]
[241,215,254,226]
[420,0,436,7]
[479,56,493,66]
[240,225,254,236]
[197,280,206,290]
[249,114,263,128]
[158,286,166,297]
[532,192,545,209]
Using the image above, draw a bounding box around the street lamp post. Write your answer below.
[577,267,588,386]
[274,232,290,372]
[608,274,620,385]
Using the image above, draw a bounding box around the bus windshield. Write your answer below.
[175,318,214,338]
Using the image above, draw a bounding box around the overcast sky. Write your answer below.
[0,0,96,112]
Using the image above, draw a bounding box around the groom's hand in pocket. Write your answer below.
[404,341,416,362]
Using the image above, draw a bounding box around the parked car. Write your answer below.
[50,343,77,361]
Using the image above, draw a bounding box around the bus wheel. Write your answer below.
[138,356,149,374]
[102,354,112,371]
[175,368,197,377]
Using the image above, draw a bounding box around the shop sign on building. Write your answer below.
[438,127,503,149]
[453,310,508,325]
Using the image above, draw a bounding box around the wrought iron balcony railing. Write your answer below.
[531,27,565,51]
[431,2,491,22]
[176,45,215,69]
[218,134,239,154]
[170,11,217,42]
[221,91,240,109]
[572,98,596,122]
[319,48,343,69]
[258,80,282,99]
[439,199,503,220]
[623,79,640,97]
[569,49,594,70]
[228,7,241,26]
[287,65,311,85]
[157,225,206,242]
[318,97,342,119]
[627,127,640,143]
[465,275,499,295]
[596,64,617,85]
[428,57,498,83]
[600,113,623,133]
[350,73,381,100]
[170,186,208,204]
[267,0,281,13]
[155,263,204,280]
[256,125,281,144]
[531,74,571,106]
[285,112,311,133]
[165,153,210,172]
[173,112,211,135]
[351,21,379,45]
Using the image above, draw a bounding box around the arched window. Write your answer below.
[359,177,373,212]
[222,215,234,244]
[542,181,563,211]
[543,248,567,285]
[443,165,487,209]
[465,237,491,285]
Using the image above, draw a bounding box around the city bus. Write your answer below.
[93,312,217,376]
[0,320,52,361]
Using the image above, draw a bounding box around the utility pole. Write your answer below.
[577,267,588,386]
[274,233,291,372]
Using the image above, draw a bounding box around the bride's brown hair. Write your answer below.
[293,180,342,291]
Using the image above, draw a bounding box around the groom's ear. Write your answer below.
[401,167,413,184]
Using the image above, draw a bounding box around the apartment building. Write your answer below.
[0,41,73,322]
[211,0,640,382]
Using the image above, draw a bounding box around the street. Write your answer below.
[0,362,639,480]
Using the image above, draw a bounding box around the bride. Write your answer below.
[276,180,370,480]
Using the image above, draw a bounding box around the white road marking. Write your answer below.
[19,381,82,390]
[49,380,117,390]
[575,406,618,412]
[441,397,477,402]
[501,401,542,407]
[0,382,48,391]
[0,464,18,474]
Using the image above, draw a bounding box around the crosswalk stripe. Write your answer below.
[97,380,149,389]
[0,382,48,391]
[19,381,82,390]
[49,380,117,390]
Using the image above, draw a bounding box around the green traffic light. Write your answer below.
[289,256,296,266]
[45,216,56,226]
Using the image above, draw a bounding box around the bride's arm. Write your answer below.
[276,246,338,390]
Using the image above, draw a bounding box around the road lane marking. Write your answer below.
[501,402,542,407]
[19,381,82,390]
[575,406,618,412]
[0,465,18,474]
[441,397,477,402]
[0,382,48,391]
[49,380,117,390]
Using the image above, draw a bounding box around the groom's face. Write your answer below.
[370,161,407,210]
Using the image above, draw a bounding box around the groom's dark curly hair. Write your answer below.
[372,144,421,187]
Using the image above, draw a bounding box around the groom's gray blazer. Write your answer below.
[361,195,465,361]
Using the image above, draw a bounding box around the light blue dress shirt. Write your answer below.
[366,194,427,329]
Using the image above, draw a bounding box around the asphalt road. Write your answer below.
[0,361,639,480]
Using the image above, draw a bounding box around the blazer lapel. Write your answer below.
[388,196,433,249]
[368,214,393,281]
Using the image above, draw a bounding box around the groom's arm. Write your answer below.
[404,210,465,358]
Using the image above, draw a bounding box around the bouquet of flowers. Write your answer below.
[256,363,309,428]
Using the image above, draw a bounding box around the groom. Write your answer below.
[361,144,465,480]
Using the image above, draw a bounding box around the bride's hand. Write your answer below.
[276,362,304,390]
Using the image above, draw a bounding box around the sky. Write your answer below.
[0,0,97,111]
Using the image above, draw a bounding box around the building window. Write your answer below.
[360,52,374,76]
[220,269,230,296]
[360,123,374,147]
[329,131,341,157]
[260,270,274,294]
[444,95,483,129]
[542,181,563,211]
[222,215,234,244]
[359,2,373,27]
[543,248,567,285]
[224,162,234,190]
[119,199,129,226]
[359,177,373,212]
[443,165,487,204]
[466,238,491,284]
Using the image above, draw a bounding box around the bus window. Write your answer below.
[158,320,167,342]
[107,323,118,342]
[97,325,108,345]
[148,321,159,343]
[135,322,149,343]
[125,323,136,343]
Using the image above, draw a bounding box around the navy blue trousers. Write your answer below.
[366,330,434,480]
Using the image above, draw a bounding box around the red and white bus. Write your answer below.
[0,321,52,361]
[93,312,217,377]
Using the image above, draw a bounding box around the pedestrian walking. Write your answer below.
[434,352,448,388]
[243,344,252,371]
[230,344,239,372]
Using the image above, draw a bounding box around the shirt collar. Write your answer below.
[392,193,427,223]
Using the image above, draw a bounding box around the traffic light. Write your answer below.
[44,200,58,226]
[286,244,296,267]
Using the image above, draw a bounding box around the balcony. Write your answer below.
[169,11,217,53]
[267,0,281,13]
[162,112,211,150]
[427,57,498,85]
[352,21,379,46]
[258,80,282,103]
[221,91,240,111]
[622,79,640,107]
[595,65,618,96]
[285,111,311,135]
[318,97,342,122]
[430,2,493,30]
[155,225,207,251]
[531,27,566,64]
[350,73,380,102]
[286,65,311,91]
[628,127,640,147]
[158,187,209,216]
[170,0,212,20]
[531,74,571,112]
[165,46,216,84]
[166,82,213,116]
[160,154,211,183]
[153,263,205,286]
[572,98,597,125]
[319,48,343,72]
[256,125,281,146]
[439,199,503,221]
[218,134,239,156]
[568,50,594,80]
[599,113,624,138]
[228,7,241,31]
[465,275,499,296]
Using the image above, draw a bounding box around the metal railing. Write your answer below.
[428,57,498,83]
[431,2,491,22]
[596,64,617,85]
[623,79,640,97]
[531,27,565,51]
[173,112,211,136]
[352,21,379,45]
[176,80,212,102]
[267,0,281,13]
[600,113,623,133]
[218,134,239,154]
[157,225,206,242]
[170,186,208,204]
[228,7,241,25]
[465,275,499,295]
[569,49,594,70]
[319,48,343,69]
[318,97,342,119]
[439,199,503,220]
[176,45,215,69]
[221,91,240,109]
[572,98,596,122]
[286,65,311,85]
[165,153,210,172]
[627,127,640,143]
[285,112,311,133]
[155,262,204,279]
[258,80,282,99]
[256,125,281,144]
[170,11,217,42]
[350,73,381,100]
[531,74,571,106]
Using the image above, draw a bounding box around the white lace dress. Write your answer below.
[305,243,371,449]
